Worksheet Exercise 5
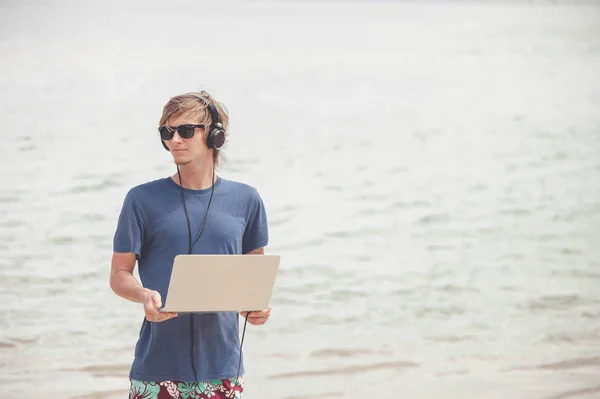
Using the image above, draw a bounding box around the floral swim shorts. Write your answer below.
[129,378,244,399]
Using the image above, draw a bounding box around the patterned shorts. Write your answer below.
[129,378,244,399]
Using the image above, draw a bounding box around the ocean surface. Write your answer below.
[1,0,599,398]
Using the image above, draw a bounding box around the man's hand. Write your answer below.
[139,288,178,323]
[240,306,271,326]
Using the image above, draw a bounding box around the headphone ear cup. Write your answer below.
[207,123,226,150]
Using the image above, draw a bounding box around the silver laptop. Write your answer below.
[159,254,280,313]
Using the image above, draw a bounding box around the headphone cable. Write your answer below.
[176,165,199,383]
[232,311,250,393]
[177,159,250,394]
[177,166,193,255]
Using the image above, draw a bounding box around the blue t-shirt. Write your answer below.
[112,176,269,382]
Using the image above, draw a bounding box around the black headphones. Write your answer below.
[160,93,226,151]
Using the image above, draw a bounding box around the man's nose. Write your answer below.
[172,131,184,144]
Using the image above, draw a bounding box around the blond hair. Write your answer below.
[159,90,230,170]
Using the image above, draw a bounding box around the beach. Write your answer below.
[1,0,600,398]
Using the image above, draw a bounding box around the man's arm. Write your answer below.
[110,252,146,303]
[246,247,264,255]
[240,246,271,325]
[109,252,177,322]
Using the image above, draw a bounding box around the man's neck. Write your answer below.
[172,161,216,190]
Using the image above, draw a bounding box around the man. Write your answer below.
[110,91,271,399]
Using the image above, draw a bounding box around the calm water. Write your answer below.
[1,1,600,398]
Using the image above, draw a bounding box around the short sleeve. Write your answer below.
[242,188,269,254]
[113,190,146,258]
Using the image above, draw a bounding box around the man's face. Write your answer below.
[162,111,210,166]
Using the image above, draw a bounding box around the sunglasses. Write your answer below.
[158,124,205,141]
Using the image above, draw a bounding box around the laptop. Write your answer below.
[159,254,281,313]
